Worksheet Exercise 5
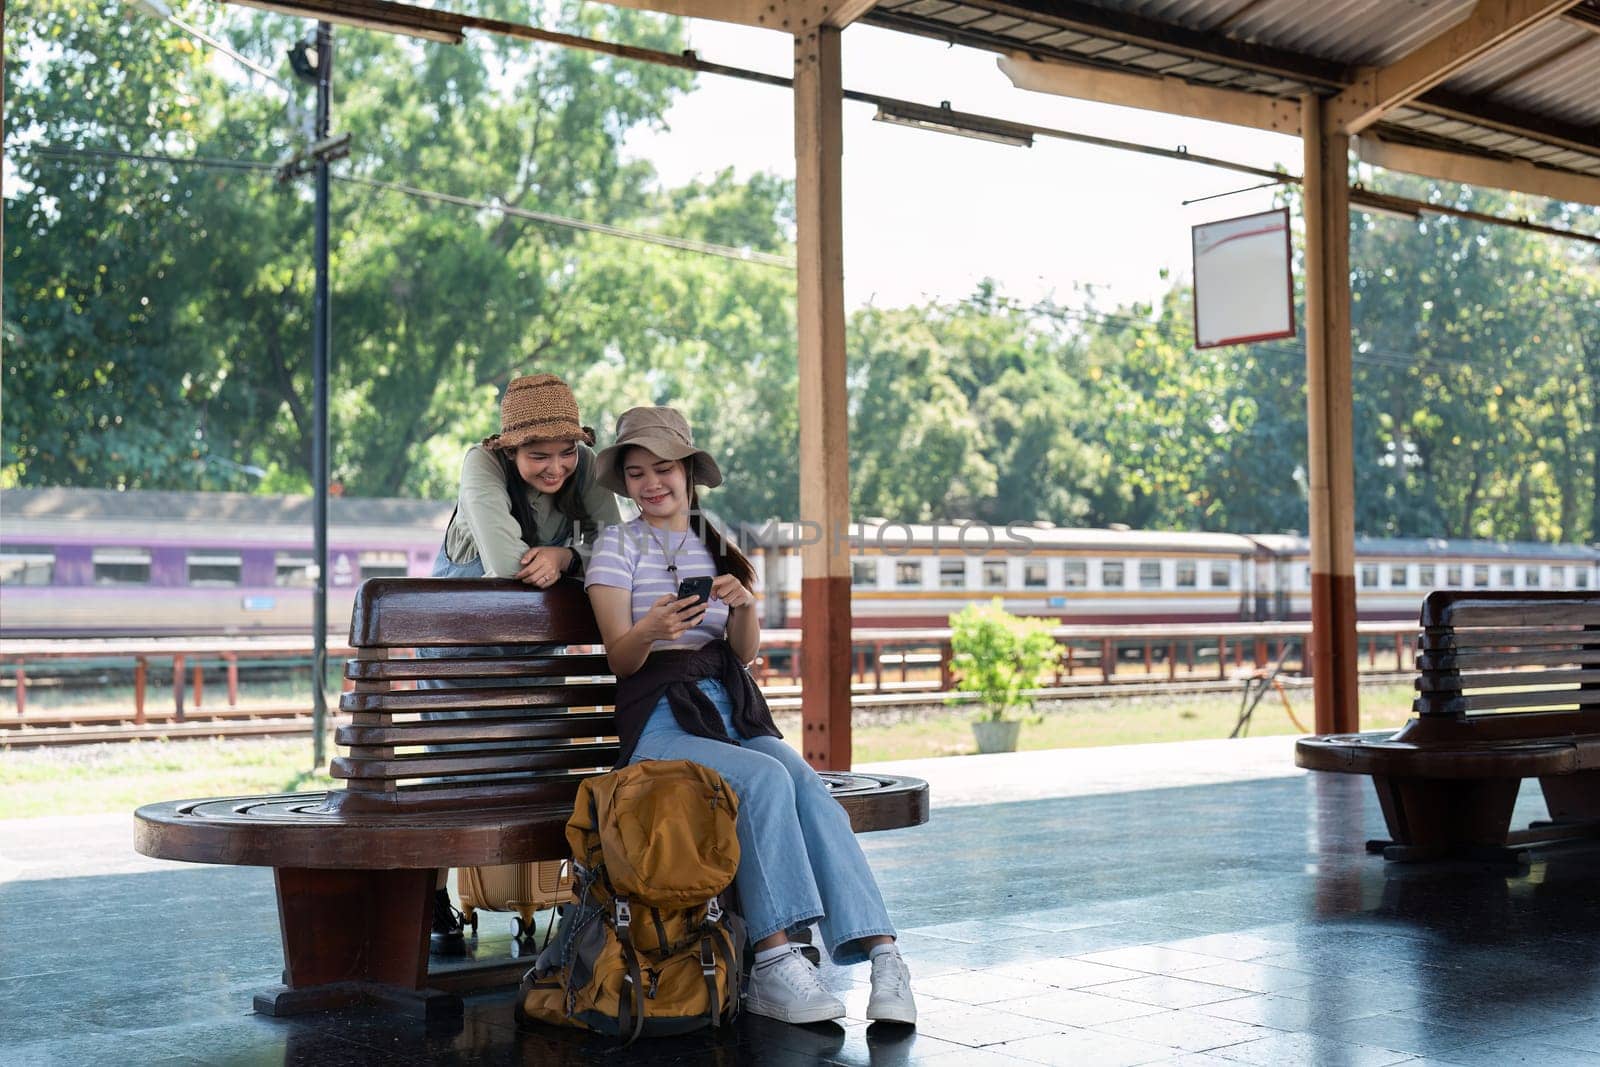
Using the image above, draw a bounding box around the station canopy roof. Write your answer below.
[246,0,1599,198]
[863,0,1600,183]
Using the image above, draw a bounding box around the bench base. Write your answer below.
[254,980,463,1021]
[1299,733,1600,861]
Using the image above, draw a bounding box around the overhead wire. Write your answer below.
[14,142,796,269]
[337,172,795,268]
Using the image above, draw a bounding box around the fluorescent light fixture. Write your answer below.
[873,100,1034,148]
[224,0,465,44]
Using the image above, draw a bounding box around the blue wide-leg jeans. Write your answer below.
[630,677,895,965]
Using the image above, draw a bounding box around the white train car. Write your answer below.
[3,489,1595,636]
[745,521,1599,628]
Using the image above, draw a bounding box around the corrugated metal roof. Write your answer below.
[865,0,1600,187]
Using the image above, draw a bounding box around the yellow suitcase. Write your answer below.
[457,860,573,944]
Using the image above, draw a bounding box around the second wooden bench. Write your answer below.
[1296,590,1598,862]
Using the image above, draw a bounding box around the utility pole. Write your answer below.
[284,23,342,768]
[311,21,333,769]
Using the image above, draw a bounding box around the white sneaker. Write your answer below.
[744,945,846,1025]
[866,949,916,1025]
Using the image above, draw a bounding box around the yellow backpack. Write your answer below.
[516,760,745,1044]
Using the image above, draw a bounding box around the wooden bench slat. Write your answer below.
[336,713,617,747]
[1395,707,1599,742]
[346,654,612,681]
[340,684,616,713]
[1425,598,1600,629]
[1422,626,1598,649]
[332,742,620,780]
[1416,668,1600,692]
[351,578,603,647]
[323,775,601,813]
[1417,648,1600,672]
[1415,689,1600,716]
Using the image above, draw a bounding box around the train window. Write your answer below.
[1176,561,1197,588]
[1101,561,1125,589]
[1063,560,1087,588]
[939,560,967,589]
[894,561,922,588]
[1389,565,1407,588]
[0,545,54,586]
[851,559,878,587]
[1023,562,1047,588]
[275,553,315,587]
[1550,565,1566,587]
[1577,569,1591,589]
[359,551,410,580]
[1499,566,1516,587]
[1418,565,1435,587]
[1474,565,1490,587]
[1524,565,1541,588]
[1446,565,1463,586]
[1211,562,1232,589]
[1360,565,1379,588]
[1138,561,1162,589]
[187,550,241,587]
[93,547,151,585]
[982,561,1007,589]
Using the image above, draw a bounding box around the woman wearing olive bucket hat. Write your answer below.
[583,406,918,1027]
[421,374,621,951]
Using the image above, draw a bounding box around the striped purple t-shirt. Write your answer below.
[584,518,730,650]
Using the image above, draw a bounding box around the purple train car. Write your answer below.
[0,488,450,637]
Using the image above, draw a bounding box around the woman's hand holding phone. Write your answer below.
[641,592,707,641]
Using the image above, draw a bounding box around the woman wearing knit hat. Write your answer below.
[433,373,621,587]
[424,373,622,951]
[584,406,917,1028]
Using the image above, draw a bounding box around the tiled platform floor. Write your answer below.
[3,738,1598,1065]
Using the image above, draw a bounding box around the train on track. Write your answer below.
[2,487,1595,636]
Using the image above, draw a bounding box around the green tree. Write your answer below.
[3,1,248,488]
[847,285,1103,524]
[1345,178,1599,542]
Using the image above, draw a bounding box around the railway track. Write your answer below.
[0,672,1414,748]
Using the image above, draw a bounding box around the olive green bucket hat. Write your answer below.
[594,406,723,495]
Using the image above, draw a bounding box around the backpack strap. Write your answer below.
[699,936,720,1030]
[703,899,742,1027]
[613,897,647,1046]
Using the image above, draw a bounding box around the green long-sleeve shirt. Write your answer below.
[441,443,621,577]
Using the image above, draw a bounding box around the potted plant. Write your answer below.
[948,599,1062,754]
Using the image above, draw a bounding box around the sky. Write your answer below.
[621,18,1308,315]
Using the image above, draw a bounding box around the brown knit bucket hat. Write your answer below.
[485,374,586,450]
[595,406,723,494]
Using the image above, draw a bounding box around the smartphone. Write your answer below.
[676,575,714,607]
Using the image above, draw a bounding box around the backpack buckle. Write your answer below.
[614,898,632,929]
[700,938,716,976]
[706,898,722,924]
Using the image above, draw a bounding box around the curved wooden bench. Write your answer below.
[1296,590,1599,862]
[135,578,929,1020]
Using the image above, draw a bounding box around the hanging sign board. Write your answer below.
[1191,207,1294,349]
